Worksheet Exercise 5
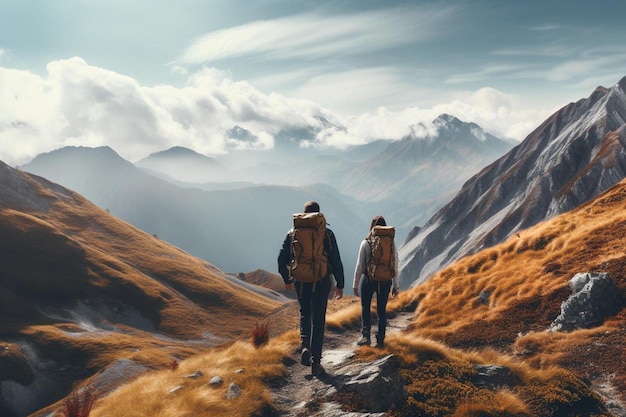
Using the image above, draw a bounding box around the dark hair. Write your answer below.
[303,201,320,213]
[369,215,386,230]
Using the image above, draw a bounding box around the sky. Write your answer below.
[1,0,626,166]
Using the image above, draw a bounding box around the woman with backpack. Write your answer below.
[352,215,399,348]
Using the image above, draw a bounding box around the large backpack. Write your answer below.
[289,212,328,283]
[366,225,395,281]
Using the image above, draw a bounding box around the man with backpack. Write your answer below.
[353,215,399,348]
[278,201,345,377]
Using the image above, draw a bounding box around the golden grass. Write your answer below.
[452,390,531,417]
[89,335,296,417]
[377,332,610,417]
[400,179,626,346]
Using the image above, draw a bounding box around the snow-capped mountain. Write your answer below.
[399,76,626,288]
[333,114,514,233]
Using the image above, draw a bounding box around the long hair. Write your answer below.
[369,215,386,231]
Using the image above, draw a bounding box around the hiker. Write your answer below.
[278,201,345,377]
[353,215,399,348]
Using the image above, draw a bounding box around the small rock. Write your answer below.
[227,382,242,400]
[184,370,204,379]
[209,376,224,386]
[471,364,520,389]
[168,385,183,394]
[477,290,491,305]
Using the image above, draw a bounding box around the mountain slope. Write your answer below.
[0,161,288,417]
[399,77,626,287]
[21,146,366,274]
[396,176,626,407]
[334,115,513,233]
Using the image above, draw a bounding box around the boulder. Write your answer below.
[334,354,407,412]
[550,272,624,332]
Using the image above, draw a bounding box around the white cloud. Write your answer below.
[177,5,455,65]
[287,67,413,114]
[0,58,548,168]
[320,87,548,146]
[0,58,336,165]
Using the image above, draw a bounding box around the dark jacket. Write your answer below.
[278,228,345,289]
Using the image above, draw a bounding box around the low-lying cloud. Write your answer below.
[0,57,547,166]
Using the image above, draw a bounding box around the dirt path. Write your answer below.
[270,311,413,417]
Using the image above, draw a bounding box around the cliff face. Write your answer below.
[399,76,626,287]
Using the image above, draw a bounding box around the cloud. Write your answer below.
[177,5,455,65]
[0,58,546,168]
[287,67,415,114]
[0,58,337,165]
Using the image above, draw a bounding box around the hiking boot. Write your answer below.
[311,362,326,377]
[357,335,371,346]
[375,336,385,348]
[300,347,311,366]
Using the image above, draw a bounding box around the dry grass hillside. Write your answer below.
[0,163,290,416]
[381,175,626,414]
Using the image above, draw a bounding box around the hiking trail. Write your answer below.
[269,310,414,417]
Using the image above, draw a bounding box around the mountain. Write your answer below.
[135,146,229,183]
[399,77,626,287]
[131,115,513,243]
[0,160,289,417]
[333,114,514,235]
[20,146,367,274]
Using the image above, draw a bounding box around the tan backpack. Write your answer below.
[289,212,328,283]
[366,225,395,281]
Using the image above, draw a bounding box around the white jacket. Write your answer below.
[352,239,399,292]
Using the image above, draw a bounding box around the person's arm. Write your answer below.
[326,229,345,297]
[353,240,368,297]
[277,232,294,290]
[391,241,400,296]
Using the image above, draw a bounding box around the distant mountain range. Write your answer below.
[21,146,367,275]
[21,114,513,275]
[399,76,626,287]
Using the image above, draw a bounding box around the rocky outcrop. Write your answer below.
[550,273,625,332]
[400,76,626,287]
[332,354,408,413]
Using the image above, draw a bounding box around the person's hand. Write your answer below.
[392,287,399,298]
[353,286,360,297]
[285,282,295,292]
[328,284,337,300]
[334,287,343,300]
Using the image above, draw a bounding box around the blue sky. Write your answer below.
[1,0,626,165]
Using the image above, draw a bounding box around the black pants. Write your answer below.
[295,275,331,364]
[360,278,392,341]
